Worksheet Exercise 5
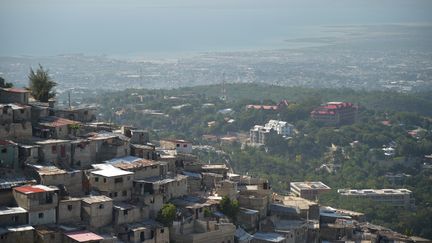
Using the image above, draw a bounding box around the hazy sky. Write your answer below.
[1,0,431,57]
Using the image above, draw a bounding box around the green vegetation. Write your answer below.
[0,76,13,88]
[28,64,57,102]
[219,196,239,221]
[156,203,176,226]
[85,83,432,238]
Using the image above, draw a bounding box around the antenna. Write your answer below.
[68,91,72,110]
[221,73,227,101]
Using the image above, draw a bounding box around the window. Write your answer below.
[12,216,18,222]
[176,144,180,147]
[114,192,118,197]
[183,144,187,148]
[95,177,99,182]
[127,176,131,181]
[38,213,44,218]
[114,177,123,183]
[67,205,73,211]
[52,146,57,153]
[103,178,107,183]
[140,232,145,241]
[1,148,7,153]
[124,210,128,215]
[99,204,104,209]
[122,190,127,196]
[160,229,164,233]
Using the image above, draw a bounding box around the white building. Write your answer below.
[250,120,294,145]
[265,120,294,137]
[337,188,415,209]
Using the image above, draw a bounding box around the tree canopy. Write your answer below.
[156,203,176,226]
[0,76,13,88]
[28,64,57,102]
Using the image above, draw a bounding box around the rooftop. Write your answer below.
[290,181,331,190]
[253,232,286,242]
[91,164,134,177]
[38,116,80,128]
[135,174,187,185]
[0,207,27,215]
[104,156,157,170]
[161,138,191,144]
[338,188,412,195]
[14,185,58,194]
[64,230,104,242]
[81,195,112,204]
[0,87,29,93]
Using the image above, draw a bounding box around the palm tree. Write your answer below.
[28,64,57,102]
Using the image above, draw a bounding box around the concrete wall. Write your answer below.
[173,221,235,243]
[113,205,149,226]
[0,122,32,139]
[28,208,56,225]
[0,228,34,243]
[0,209,27,227]
[40,171,83,197]
[13,191,58,211]
[12,107,31,123]
[0,106,13,124]
[38,142,72,165]
[57,199,82,224]
[0,142,19,169]
[71,140,95,169]
[126,226,169,243]
[132,165,161,180]
[0,90,29,104]
[81,200,113,229]
[89,174,133,201]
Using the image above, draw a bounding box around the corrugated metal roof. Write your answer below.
[64,231,104,242]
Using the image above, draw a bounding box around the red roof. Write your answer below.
[0,140,15,146]
[65,231,104,242]
[14,186,46,194]
[39,116,80,128]
[1,88,29,93]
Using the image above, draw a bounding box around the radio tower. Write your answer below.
[220,73,227,101]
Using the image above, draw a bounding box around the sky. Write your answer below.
[1,0,432,57]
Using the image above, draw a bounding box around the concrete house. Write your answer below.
[133,174,188,203]
[55,106,97,123]
[290,181,331,200]
[171,219,236,243]
[130,144,158,160]
[0,88,30,104]
[105,156,164,180]
[89,164,134,201]
[57,197,82,224]
[0,207,28,227]
[13,185,59,225]
[0,104,32,139]
[64,230,106,243]
[117,220,170,243]
[130,129,150,145]
[0,225,35,243]
[35,116,81,139]
[113,202,149,226]
[160,139,192,154]
[29,164,83,197]
[81,195,113,229]
[87,132,130,163]
[0,140,19,170]
[35,139,72,166]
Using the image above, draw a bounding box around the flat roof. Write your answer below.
[202,164,228,170]
[135,174,187,185]
[14,185,57,194]
[1,87,29,93]
[81,195,112,204]
[0,207,27,215]
[65,231,104,242]
[253,232,286,242]
[91,164,134,177]
[31,165,67,176]
[290,181,331,190]
[105,156,157,170]
[7,225,34,232]
[38,116,80,128]
[338,188,412,195]
[161,138,191,143]
[35,139,71,145]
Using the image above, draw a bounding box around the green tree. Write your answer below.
[28,65,57,102]
[156,203,176,226]
[0,76,13,88]
[219,196,239,221]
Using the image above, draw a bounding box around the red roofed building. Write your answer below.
[0,87,30,104]
[246,99,292,111]
[311,102,357,125]
[64,230,104,243]
[13,185,59,226]
[35,116,81,139]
